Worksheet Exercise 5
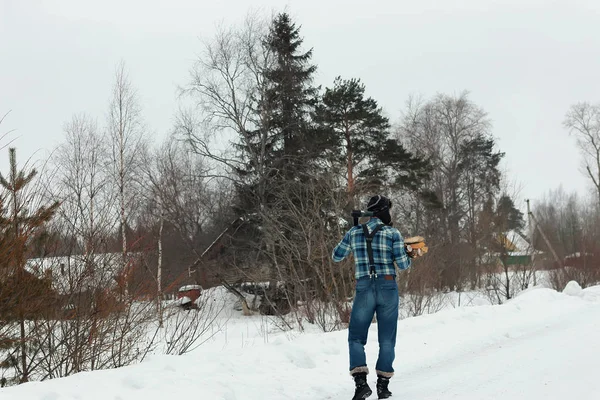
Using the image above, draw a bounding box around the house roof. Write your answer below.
[500,230,533,255]
[24,252,133,295]
[481,230,543,265]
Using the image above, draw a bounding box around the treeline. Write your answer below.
[172,12,527,302]
[2,8,600,386]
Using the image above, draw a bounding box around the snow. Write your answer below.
[178,284,202,292]
[565,252,594,259]
[2,283,600,399]
[563,280,583,296]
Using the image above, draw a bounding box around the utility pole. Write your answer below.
[526,199,536,285]
[527,203,562,267]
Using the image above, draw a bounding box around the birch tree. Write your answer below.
[107,61,146,295]
[55,114,114,256]
[139,138,214,321]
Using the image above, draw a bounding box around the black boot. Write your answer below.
[352,372,372,400]
[376,375,392,399]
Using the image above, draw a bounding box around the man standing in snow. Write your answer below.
[332,195,418,400]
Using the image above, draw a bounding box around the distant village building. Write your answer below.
[25,252,125,296]
[24,252,146,316]
[482,230,544,270]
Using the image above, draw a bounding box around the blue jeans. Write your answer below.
[348,275,399,376]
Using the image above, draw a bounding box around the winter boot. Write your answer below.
[351,372,373,400]
[376,375,392,399]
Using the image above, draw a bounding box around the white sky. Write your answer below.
[2,0,600,209]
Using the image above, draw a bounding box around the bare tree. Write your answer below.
[254,173,356,331]
[149,139,213,254]
[564,102,600,208]
[137,136,217,323]
[156,206,164,326]
[398,92,503,291]
[177,11,274,206]
[534,186,600,289]
[107,61,146,295]
[176,12,279,303]
[0,111,159,385]
[54,114,115,255]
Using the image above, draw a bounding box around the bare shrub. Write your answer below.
[159,289,227,355]
[257,175,355,332]
[301,299,350,332]
[1,253,158,384]
[398,250,445,318]
[549,265,600,291]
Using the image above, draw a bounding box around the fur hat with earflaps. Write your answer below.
[367,195,392,226]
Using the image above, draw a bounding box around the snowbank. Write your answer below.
[2,284,599,399]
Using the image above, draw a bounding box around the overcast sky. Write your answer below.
[2,0,599,210]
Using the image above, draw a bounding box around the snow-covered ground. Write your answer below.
[2,281,599,399]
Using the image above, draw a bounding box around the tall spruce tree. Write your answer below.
[260,12,319,177]
[314,77,430,206]
[233,12,320,215]
[234,13,329,312]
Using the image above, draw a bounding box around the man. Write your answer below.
[332,195,418,400]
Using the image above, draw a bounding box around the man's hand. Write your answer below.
[405,244,423,258]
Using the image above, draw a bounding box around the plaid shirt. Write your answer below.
[332,218,411,279]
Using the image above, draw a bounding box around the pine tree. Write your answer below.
[460,135,504,241]
[0,148,59,384]
[494,195,525,233]
[314,77,430,205]
[314,77,388,194]
[488,194,525,301]
[0,165,13,387]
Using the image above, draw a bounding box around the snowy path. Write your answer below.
[396,300,600,399]
[2,284,599,400]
